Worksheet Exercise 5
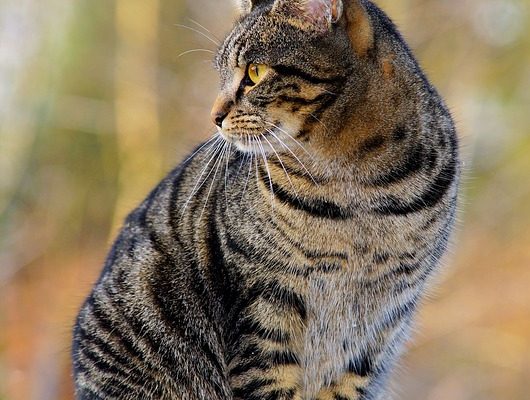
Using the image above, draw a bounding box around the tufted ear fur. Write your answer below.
[273,0,343,28]
[234,0,271,16]
[273,0,373,56]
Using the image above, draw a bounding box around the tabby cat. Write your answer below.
[72,0,460,399]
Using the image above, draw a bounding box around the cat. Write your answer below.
[72,0,460,399]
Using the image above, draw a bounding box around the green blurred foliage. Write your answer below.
[1,0,529,399]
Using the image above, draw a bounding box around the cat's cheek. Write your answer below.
[216,110,246,135]
[216,119,254,152]
[268,108,304,138]
[217,125,238,145]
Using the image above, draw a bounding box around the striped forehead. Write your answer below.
[217,17,257,70]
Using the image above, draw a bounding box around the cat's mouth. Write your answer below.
[219,128,296,156]
[218,128,276,154]
[218,120,301,155]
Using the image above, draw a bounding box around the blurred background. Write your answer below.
[1,0,529,398]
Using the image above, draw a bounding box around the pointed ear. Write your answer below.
[234,0,270,16]
[342,0,373,56]
[273,0,373,56]
[273,0,344,30]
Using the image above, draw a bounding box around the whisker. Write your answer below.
[240,137,254,203]
[187,137,224,195]
[174,23,220,47]
[189,138,224,189]
[258,135,275,211]
[266,128,319,187]
[188,18,221,43]
[253,144,260,198]
[320,87,338,96]
[309,112,329,133]
[264,121,313,159]
[236,145,247,173]
[224,142,232,206]
[261,133,298,197]
[177,48,215,58]
[200,141,227,220]
[180,137,224,215]
[181,133,220,165]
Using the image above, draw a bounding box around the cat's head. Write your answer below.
[212,0,415,161]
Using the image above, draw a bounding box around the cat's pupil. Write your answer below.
[246,63,266,86]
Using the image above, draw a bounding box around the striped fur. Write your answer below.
[72,0,460,399]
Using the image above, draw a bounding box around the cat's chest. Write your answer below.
[299,273,372,397]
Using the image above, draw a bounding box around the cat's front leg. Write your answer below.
[313,372,372,400]
[227,293,306,400]
[230,355,303,400]
[312,350,397,400]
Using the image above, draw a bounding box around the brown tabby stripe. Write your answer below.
[368,142,425,186]
[267,157,324,185]
[224,226,290,269]
[232,314,291,344]
[375,158,457,215]
[249,279,307,320]
[379,295,419,330]
[234,385,297,400]
[277,92,331,106]
[260,170,352,220]
[274,64,347,85]
[229,346,300,377]
[295,94,341,140]
[348,353,377,377]
[264,213,349,264]
[231,377,277,399]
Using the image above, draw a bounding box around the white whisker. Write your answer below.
[253,145,260,197]
[190,139,224,192]
[321,88,338,96]
[261,133,298,197]
[240,137,254,203]
[224,143,232,206]
[180,137,224,215]
[200,142,228,220]
[258,135,275,211]
[181,133,220,165]
[266,128,319,187]
[264,121,313,159]
[187,138,223,194]
[236,141,248,174]
[174,23,220,47]
[309,112,329,133]
[188,18,221,43]
[177,48,215,58]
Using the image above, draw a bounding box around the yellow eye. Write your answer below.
[247,63,268,85]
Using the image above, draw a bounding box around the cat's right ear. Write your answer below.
[234,0,269,16]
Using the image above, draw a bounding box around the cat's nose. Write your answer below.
[211,96,232,128]
[212,110,228,128]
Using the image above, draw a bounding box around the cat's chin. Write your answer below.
[220,122,304,156]
[218,129,277,155]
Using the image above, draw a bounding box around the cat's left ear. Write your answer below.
[234,0,270,16]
